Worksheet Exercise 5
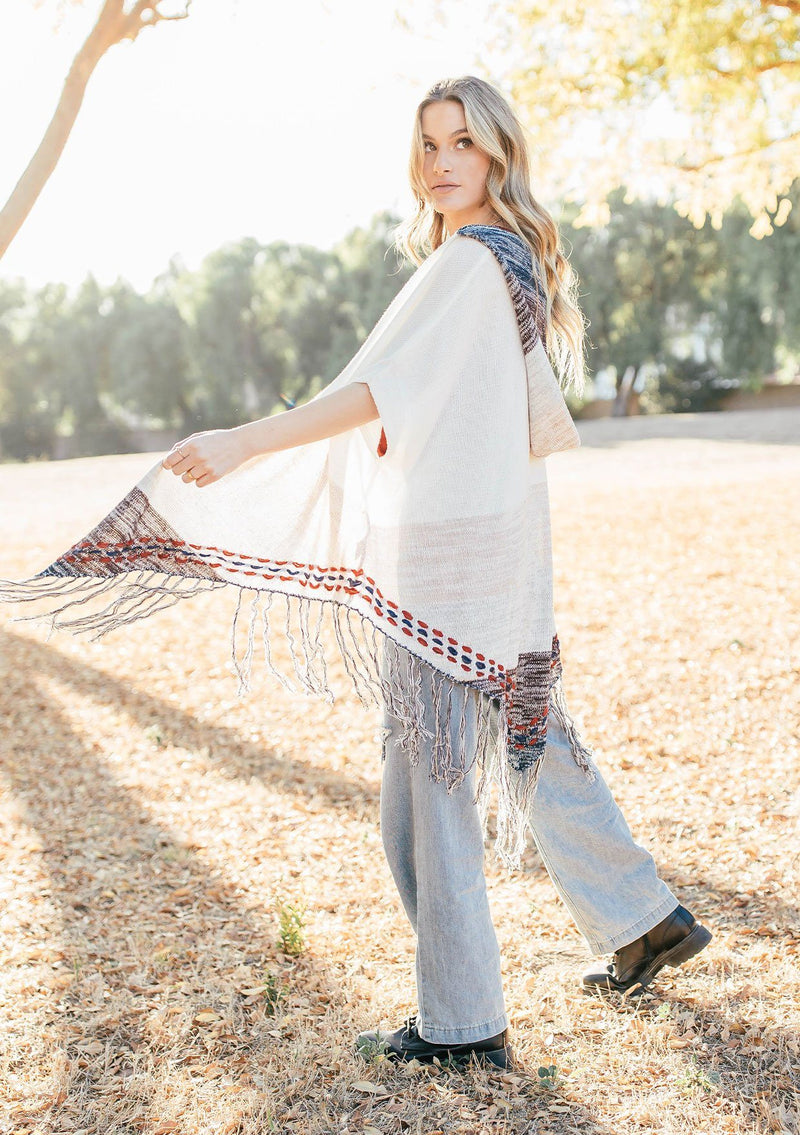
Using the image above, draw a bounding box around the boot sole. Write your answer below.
[583,922,713,996]
[377,1044,513,1069]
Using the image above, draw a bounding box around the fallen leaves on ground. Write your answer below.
[0,408,798,1135]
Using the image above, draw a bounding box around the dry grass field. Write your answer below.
[1,406,798,1135]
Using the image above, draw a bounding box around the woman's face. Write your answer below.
[420,99,493,232]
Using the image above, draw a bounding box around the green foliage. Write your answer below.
[261,970,288,1015]
[565,180,800,412]
[501,0,800,233]
[1,189,799,459]
[354,1032,391,1062]
[275,897,306,957]
[645,357,729,415]
[105,279,191,426]
[675,1055,721,1095]
[536,1063,563,1091]
[0,210,413,459]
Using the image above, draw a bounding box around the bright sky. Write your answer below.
[0,0,510,289]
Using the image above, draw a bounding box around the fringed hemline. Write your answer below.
[0,570,227,640]
[376,643,598,871]
[0,572,597,870]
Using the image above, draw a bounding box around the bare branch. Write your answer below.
[708,58,800,77]
[121,1,191,41]
[148,0,193,23]
[666,129,800,172]
[0,0,193,259]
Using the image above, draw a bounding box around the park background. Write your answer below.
[0,2,798,1135]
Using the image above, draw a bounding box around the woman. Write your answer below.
[158,76,712,1069]
[1,76,711,1071]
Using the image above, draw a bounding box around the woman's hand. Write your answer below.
[161,426,255,488]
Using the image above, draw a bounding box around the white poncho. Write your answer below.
[1,223,595,868]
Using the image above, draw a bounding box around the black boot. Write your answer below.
[356,1014,512,1069]
[582,904,712,995]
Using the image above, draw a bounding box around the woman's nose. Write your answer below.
[433,151,452,176]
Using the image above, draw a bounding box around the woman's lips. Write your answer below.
[433,184,460,193]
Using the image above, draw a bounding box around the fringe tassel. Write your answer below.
[489,739,545,870]
[230,589,595,872]
[0,572,226,641]
[283,592,309,691]
[1,569,597,870]
[473,693,495,836]
[468,687,545,870]
[378,636,432,767]
[548,672,597,783]
[231,589,262,696]
[308,599,334,704]
[261,592,299,695]
[296,596,332,701]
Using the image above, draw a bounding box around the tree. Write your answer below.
[106,279,192,427]
[489,0,800,236]
[562,187,727,412]
[0,0,191,260]
[0,280,55,459]
[173,239,275,428]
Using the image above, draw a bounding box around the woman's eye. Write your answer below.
[424,138,473,152]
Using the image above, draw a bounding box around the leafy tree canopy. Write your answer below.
[488,0,799,235]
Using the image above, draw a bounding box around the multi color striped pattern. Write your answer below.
[456,224,548,348]
[42,481,563,754]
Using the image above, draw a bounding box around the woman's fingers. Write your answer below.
[163,444,206,482]
[162,445,193,471]
[161,430,237,487]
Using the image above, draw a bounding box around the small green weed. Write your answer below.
[144,722,166,748]
[151,944,177,968]
[275,897,306,956]
[676,1056,721,1094]
[355,1032,390,1062]
[537,1063,563,1091]
[261,970,287,1014]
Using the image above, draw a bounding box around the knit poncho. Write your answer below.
[0,223,595,868]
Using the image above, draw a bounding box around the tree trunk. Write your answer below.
[0,1,187,260]
[612,365,636,417]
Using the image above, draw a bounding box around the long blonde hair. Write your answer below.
[394,75,588,398]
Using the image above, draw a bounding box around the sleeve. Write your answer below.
[320,235,503,469]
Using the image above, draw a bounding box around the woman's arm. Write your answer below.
[242,381,379,456]
[162,381,380,487]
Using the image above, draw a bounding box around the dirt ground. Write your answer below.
[1,406,798,1135]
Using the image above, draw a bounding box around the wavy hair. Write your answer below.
[393,75,588,398]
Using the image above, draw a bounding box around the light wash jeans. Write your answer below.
[379,649,679,1045]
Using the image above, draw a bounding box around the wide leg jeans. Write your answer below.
[379,650,680,1045]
